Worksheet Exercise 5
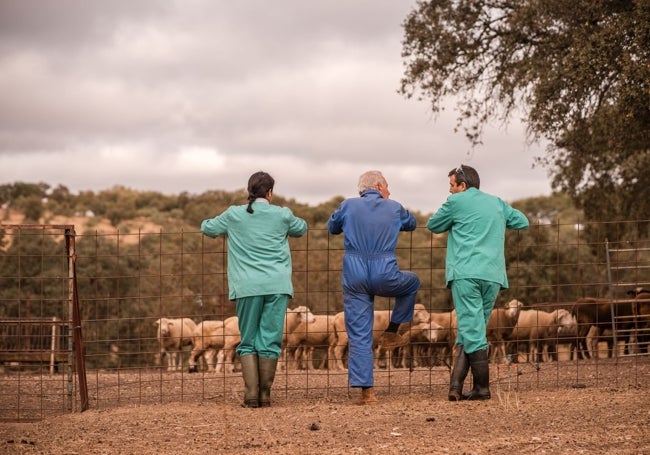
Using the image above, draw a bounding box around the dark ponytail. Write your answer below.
[246,171,275,214]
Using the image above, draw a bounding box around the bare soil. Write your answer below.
[1,360,649,454]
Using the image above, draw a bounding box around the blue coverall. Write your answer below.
[327,189,420,387]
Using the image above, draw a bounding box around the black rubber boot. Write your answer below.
[448,345,470,401]
[240,354,259,408]
[464,348,491,401]
[258,357,278,407]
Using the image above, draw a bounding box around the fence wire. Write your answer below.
[0,221,649,421]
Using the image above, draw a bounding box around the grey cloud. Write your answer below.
[0,1,550,211]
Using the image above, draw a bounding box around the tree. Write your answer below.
[17,195,45,222]
[47,184,75,217]
[400,0,650,230]
[0,229,63,318]
[0,182,49,207]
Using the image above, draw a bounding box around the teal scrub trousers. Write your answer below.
[450,278,500,354]
[236,294,289,359]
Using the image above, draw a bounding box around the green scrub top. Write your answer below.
[426,188,529,289]
[201,201,307,300]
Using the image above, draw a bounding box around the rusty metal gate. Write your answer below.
[0,224,88,421]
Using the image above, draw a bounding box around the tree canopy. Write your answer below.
[400,0,650,229]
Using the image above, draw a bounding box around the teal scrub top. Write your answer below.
[201,201,307,300]
[426,188,529,289]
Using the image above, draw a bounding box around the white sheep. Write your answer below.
[286,314,336,369]
[508,308,575,363]
[214,316,241,373]
[187,316,243,373]
[187,319,225,373]
[412,310,456,368]
[284,305,316,337]
[330,304,433,370]
[376,309,423,369]
[188,306,316,373]
[329,311,348,370]
[325,310,393,369]
[154,317,197,372]
[486,299,523,363]
[393,304,434,369]
[277,305,315,370]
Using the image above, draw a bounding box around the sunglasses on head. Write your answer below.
[456,165,466,182]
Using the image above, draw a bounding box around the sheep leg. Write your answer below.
[167,350,178,372]
[333,340,348,370]
[188,341,205,373]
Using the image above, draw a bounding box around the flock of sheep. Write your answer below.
[154,287,649,373]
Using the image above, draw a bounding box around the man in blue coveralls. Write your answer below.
[427,164,529,401]
[328,170,421,405]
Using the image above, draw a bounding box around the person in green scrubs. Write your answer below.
[427,165,529,401]
[201,171,308,407]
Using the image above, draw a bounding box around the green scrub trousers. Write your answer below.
[236,294,289,359]
[451,278,500,354]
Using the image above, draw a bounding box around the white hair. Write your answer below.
[357,170,384,194]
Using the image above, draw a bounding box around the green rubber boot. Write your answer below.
[464,348,491,401]
[448,346,470,401]
[258,357,278,407]
[240,354,259,408]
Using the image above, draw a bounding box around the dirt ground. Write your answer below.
[1,360,649,455]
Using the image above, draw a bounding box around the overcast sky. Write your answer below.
[0,0,551,214]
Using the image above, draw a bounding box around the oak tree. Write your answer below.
[400,0,650,232]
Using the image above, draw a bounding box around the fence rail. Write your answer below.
[0,317,68,368]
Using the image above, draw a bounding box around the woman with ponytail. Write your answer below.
[200,171,307,407]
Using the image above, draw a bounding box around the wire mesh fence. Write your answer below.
[0,220,649,421]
